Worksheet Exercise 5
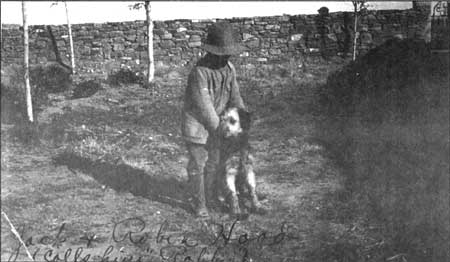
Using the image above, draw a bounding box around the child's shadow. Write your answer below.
[53,152,192,212]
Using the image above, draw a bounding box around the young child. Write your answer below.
[181,22,246,218]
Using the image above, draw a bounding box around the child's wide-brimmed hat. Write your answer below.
[202,22,245,55]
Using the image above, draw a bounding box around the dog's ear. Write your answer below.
[238,108,252,131]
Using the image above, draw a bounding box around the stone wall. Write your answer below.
[1,8,429,77]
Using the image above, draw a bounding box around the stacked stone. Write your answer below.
[1,8,430,76]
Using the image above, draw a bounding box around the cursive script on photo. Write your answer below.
[7,217,303,262]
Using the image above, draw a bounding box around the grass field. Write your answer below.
[1,40,448,262]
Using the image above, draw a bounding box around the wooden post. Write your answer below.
[22,1,33,122]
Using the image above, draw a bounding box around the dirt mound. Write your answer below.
[316,39,449,261]
[320,38,448,121]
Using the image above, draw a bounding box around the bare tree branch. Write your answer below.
[2,210,34,261]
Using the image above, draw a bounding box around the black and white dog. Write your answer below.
[217,107,264,215]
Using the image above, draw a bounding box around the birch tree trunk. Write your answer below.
[65,1,76,74]
[422,1,433,43]
[22,1,33,122]
[352,2,359,61]
[145,1,154,84]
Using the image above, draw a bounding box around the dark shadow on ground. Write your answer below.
[53,152,192,213]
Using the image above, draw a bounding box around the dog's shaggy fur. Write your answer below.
[217,107,263,215]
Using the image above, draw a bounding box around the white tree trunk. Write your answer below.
[65,1,76,74]
[422,1,433,43]
[22,1,33,122]
[352,3,359,61]
[145,1,154,83]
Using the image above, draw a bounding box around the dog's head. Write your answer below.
[219,107,251,138]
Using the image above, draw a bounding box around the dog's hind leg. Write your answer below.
[225,167,241,215]
[241,154,265,214]
[246,167,262,210]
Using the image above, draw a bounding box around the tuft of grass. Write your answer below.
[29,63,72,93]
[1,64,73,124]
[107,68,145,87]
[72,80,102,99]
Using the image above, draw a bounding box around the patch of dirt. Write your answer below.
[1,61,369,262]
